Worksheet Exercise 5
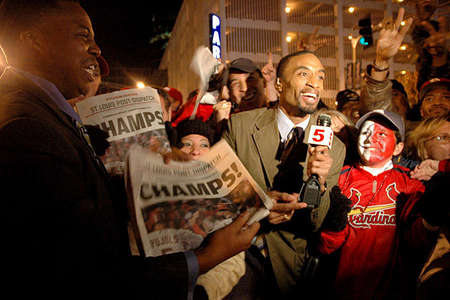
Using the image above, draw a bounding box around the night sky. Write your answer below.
[83,0,183,70]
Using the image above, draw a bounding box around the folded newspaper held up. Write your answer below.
[76,87,170,175]
[125,139,273,257]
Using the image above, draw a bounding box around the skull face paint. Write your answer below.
[358,120,397,167]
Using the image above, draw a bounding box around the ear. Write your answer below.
[393,141,404,157]
[275,77,282,93]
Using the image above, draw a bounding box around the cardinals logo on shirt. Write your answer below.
[347,183,399,229]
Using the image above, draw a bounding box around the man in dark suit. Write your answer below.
[0,1,258,298]
[223,50,346,297]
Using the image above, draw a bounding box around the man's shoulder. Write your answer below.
[230,107,275,125]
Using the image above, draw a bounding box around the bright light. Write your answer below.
[348,35,353,40]
[348,7,355,13]
[136,81,146,89]
[399,44,407,51]
[400,70,407,75]
[286,36,292,43]
[285,6,291,14]
[359,37,368,46]
[400,21,406,26]
[397,0,404,3]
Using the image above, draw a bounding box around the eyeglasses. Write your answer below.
[426,135,450,143]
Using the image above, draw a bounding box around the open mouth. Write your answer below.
[84,63,100,81]
[300,92,318,104]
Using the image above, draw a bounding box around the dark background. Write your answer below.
[83,0,182,70]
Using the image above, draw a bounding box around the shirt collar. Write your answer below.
[360,160,393,177]
[9,66,81,122]
[277,108,310,142]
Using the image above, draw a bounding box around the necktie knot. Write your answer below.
[279,127,303,163]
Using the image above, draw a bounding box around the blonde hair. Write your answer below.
[406,116,450,160]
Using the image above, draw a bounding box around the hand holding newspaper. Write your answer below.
[76,87,170,175]
[125,139,273,257]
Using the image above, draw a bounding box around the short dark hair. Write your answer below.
[0,0,80,52]
[276,50,315,80]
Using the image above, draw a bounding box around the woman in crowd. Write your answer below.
[406,114,450,162]
[175,118,216,160]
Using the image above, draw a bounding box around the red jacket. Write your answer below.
[319,164,427,299]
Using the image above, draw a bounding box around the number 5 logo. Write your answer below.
[312,128,325,142]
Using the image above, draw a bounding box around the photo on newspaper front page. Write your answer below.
[76,87,170,175]
[125,139,273,257]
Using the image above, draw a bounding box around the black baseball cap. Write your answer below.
[228,58,258,73]
[336,89,359,111]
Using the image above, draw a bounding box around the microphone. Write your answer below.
[299,114,333,208]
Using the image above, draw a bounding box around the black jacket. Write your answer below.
[0,69,190,299]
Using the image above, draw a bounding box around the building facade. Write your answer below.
[160,0,446,107]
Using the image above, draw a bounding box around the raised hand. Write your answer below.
[297,27,329,52]
[261,52,276,84]
[213,100,232,122]
[421,17,448,59]
[261,52,279,102]
[376,7,413,63]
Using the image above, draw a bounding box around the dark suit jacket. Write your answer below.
[223,107,346,296]
[0,69,190,299]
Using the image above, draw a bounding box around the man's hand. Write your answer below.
[410,159,440,181]
[376,7,413,66]
[296,27,329,52]
[213,100,232,122]
[194,211,260,274]
[307,146,332,192]
[267,191,307,224]
[261,52,276,84]
[421,17,448,63]
[261,52,279,103]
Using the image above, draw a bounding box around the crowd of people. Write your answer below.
[0,0,448,299]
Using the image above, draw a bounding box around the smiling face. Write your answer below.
[358,119,402,167]
[228,70,266,109]
[278,53,325,120]
[420,86,450,119]
[30,1,101,99]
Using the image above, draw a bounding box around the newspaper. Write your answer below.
[76,87,170,175]
[126,139,273,257]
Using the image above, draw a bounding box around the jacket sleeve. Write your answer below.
[318,226,350,255]
[0,117,194,299]
[359,70,392,114]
